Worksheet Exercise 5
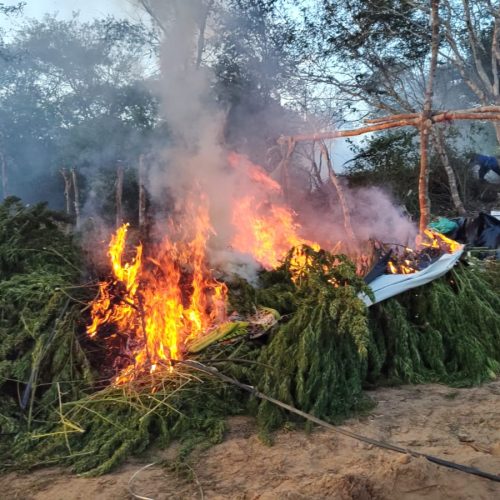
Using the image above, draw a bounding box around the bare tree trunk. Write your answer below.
[493,121,500,146]
[319,141,356,242]
[60,168,72,215]
[71,168,81,230]
[419,129,432,234]
[274,137,296,202]
[116,163,124,229]
[308,142,324,190]
[0,152,7,200]
[138,155,147,232]
[196,0,214,69]
[431,128,466,215]
[419,0,440,234]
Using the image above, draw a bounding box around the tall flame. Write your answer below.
[87,199,227,383]
[231,196,320,270]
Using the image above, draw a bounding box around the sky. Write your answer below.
[4,0,135,22]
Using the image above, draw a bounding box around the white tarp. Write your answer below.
[360,246,464,307]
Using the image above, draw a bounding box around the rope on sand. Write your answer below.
[177,359,500,484]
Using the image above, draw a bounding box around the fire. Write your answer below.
[87,149,464,385]
[386,229,462,275]
[227,152,464,278]
[418,229,462,253]
[87,225,143,339]
[231,196,320,270]
[227,152,282,193]
[87,200,227,384]
[228,152,321,271]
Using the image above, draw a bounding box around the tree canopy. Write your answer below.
[0,0,499,216]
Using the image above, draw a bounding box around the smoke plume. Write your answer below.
[144,0,418,276]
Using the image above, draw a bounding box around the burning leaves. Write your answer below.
[87,201,228,384]
[86,154,464,385]
[87,199,463,385]
[385,229,462,275]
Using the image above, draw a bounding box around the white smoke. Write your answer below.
[144,0,418,275]
[144,0,241,247]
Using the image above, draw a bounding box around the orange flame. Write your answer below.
[386,229,462,275]
[418,229,462,253]
[231,196,320,270]
[227,152,282,193]
[87,200,227,384]
[88,150,465,385]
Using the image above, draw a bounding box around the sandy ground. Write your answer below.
[2,380,500,499]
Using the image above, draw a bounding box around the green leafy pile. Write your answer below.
[248,251,500,436]
[1,201,499,476]
[252,248,374,435]
[369,263,500,386]
[0,198,91,438]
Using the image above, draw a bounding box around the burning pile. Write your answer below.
[86,154,328,382]
[1,197,499,477]
[87,198,227,383]
[385,229,462,274]
[86,155,466,383]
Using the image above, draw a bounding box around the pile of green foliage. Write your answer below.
[369,262,500,386]
[0,198,91,438]
[1,199,499,476]
[252,249,375,435]
[243,249,500,437]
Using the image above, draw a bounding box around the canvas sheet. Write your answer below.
[360,246,464,307]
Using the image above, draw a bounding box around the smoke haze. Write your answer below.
[143,0,418,273]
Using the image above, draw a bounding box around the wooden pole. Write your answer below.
[138,155,147,232]
[176,359,500,483]
[282,118,421,143]
[71,168,81,230]
[282,105,500,145]
[116,163,124,229]
[364,106,500,125]
[418,0,440,233]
